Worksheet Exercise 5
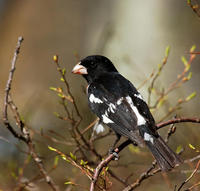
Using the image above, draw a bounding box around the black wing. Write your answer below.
[87,73,157,145]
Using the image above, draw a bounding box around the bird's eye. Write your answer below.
[90,61,97,68]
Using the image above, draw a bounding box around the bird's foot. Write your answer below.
[108,147,119,160]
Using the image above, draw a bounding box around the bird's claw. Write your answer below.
[112,152,119,160]
[108,148,119,160]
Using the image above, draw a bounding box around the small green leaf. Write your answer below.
[187,72,192,80]
[70,152,77,161]
[64,181,74,185]
[165,46,170,57]
[189,143,196,150]
[61,155,68,162]
[48,146,70,162]
[181,56,190,72]
[57,93,64,98]
[157,63,161,70]
[48,146,57,152]
[80,159,84,165]
[190,45,196,52]
[157,96,167,108]
[185,92,196,101]
[187,0,191,3]
[62,68,66,75]
[80,159,88,166]
[49,87,57,91]
[105,166,109,171]
[54,156,59,166]
[53,112,60,117]
[176,145,183,154]
[181,56,187,66]
[60,77,65,82]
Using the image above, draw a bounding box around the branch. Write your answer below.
[148,46,169,105]
[187,0,200,18]
[90,140,132,191]
[53,55,82,121]
[176,159,200,191]
[122,162,160,191]
[3,37,59,191]
[156,117,200,129]
[3,37,27,142]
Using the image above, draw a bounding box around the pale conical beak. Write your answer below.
[72,62,88,74]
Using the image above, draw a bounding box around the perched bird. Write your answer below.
[72,55,182,171]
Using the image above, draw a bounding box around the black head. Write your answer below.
[72,55,118,83]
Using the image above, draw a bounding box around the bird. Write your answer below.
[72,55,182,171]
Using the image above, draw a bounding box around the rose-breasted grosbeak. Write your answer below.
[72,55,182,171]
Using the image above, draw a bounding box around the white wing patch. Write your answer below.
[125,96,146,126]
[144,132,154,144]
[134,93,144,101]
[89,94,103,104]
[117,97,123,105]
[102,114,114,124]
[93,122,105,134]
[107,103,116,113]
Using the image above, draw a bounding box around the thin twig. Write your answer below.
[81,118,99,135]
[150,51,196,109]
[157,117,200,130]
[187,0,200,18]
[137,69,155,90]
[186,181,200,190]
[3,37,59,191]
[90,140,132,191]
[123,148,185,191]
[177,160,200,191]
[165,124,176,143]
[122,162,160,191]
[3,36,27,142]
[148,48,169,105]
[53,55,82,120]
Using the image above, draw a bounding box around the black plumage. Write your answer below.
[72,55,182,171]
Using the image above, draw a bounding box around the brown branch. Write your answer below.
[137,69,155,90]
[81,118,99,135]
[122,162,160,191]
[156,117,200,129]
[108,169,128,186]
[187,0,200,18]
[3,37,59,191]
[150,50,196,110]
[3,37,27,142]
[148,48,169,105]
[165,123,176,143]
[186,181,200,190]
[90,140,132,191]
[53,55,82,121]
[28,142,59,191]
[185,154,200,163]
[123,148,185,191]
[177,160,200,191]
[53,56,96,158]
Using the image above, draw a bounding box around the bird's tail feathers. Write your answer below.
[145,135,182,171]
[139,126,182,171]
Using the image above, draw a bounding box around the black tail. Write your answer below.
[145,135,182,171]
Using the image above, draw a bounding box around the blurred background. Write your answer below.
[0,0,199,190]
